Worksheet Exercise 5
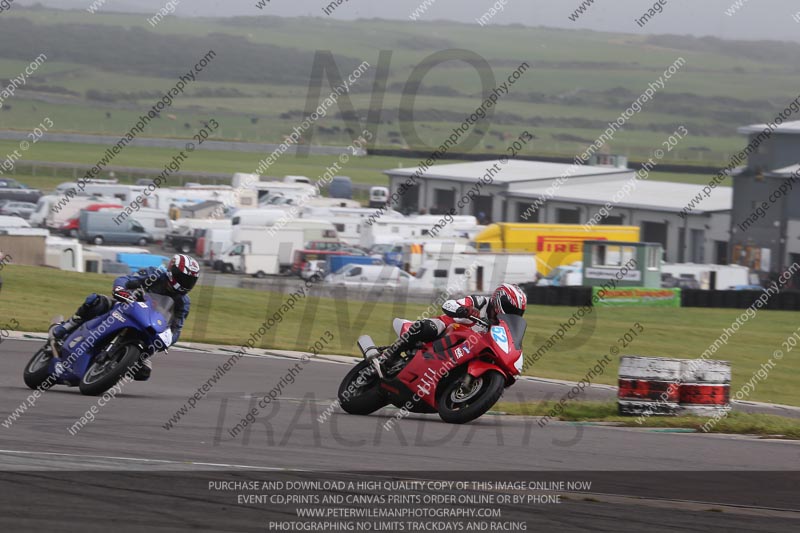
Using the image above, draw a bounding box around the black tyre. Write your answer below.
[23,346,54,391]
[137,238,148,246]
[254,271,266,278]
[437,370,505,424]
[223,263,234,274]
[93,236,104,245]
[338,360,386,415]
[180,243,191,253]
[78,343,141,396]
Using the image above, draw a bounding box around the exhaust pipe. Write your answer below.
[357,335,384,379]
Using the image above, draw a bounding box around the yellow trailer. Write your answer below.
[473,223,640,275]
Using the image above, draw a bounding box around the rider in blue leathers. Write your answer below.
[50,254,200,379]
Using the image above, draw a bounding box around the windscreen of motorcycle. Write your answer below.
[148,293,175,327]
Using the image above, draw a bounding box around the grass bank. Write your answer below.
[0,265,797,405]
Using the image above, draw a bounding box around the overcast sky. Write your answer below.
[17,0,800,42]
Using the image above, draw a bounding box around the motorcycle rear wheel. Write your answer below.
[23,346,55,391]
[79,343,141,396]
[437,370,505,424]
[338,360,387,415]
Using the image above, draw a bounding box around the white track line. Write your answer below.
[0,448,300,470]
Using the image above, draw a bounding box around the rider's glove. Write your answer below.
[455,306,480,321]
[113,286,134,302]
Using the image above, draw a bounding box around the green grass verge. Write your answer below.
[0,139,716,192]
[496,401,800,439]
[0,139,431,188]
[1,265,797,405]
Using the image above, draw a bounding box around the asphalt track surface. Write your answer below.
[0,338,798,531]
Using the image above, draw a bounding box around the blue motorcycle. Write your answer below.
[23,291,173,396]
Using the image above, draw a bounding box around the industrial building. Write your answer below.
[384,159,731,263]
[730,120,800,279]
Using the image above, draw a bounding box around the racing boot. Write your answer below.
[49,294,108,341]
[132,358,152,381]
[380,337,415,376]
[49,316,81,341]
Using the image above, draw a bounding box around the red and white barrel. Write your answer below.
[678,359,731,415]
[617,356,681,416]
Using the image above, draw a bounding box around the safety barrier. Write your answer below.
[521,285,800,311]
[617,355,730,416]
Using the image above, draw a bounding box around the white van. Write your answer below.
[369,187,389,208]
[326,263,413,289]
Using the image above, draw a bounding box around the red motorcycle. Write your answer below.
[337,314,527,424]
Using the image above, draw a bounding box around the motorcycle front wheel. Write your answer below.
[79,343,142,396]
[23,345,55,391]
[437,370,505,424]
[337,359,387,415]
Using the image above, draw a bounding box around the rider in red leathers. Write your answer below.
[381,283,527,367]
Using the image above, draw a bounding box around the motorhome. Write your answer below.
[54,182,147,205]
[45,235,85,273]
[284,175,312,185]
[30,194,121,229]
[401,240,477,276]
[232,174,317,205]
[305,197,361,209]
[414,253,538,293]
[359,216,479,248]
[231,207,291,227]
[661,263,753,290]
[151,186,257,213]
[301,206,402,244]
[474,223,640,276]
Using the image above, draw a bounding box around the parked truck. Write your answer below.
[217,227,280,277]
[473,223,640,276]
[218,220,338,275]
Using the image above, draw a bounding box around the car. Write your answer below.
[0,178,41,203]
[326,263,413,289]
[339,246,367,256]
[301,260,327,280]
[0,200,37,219]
